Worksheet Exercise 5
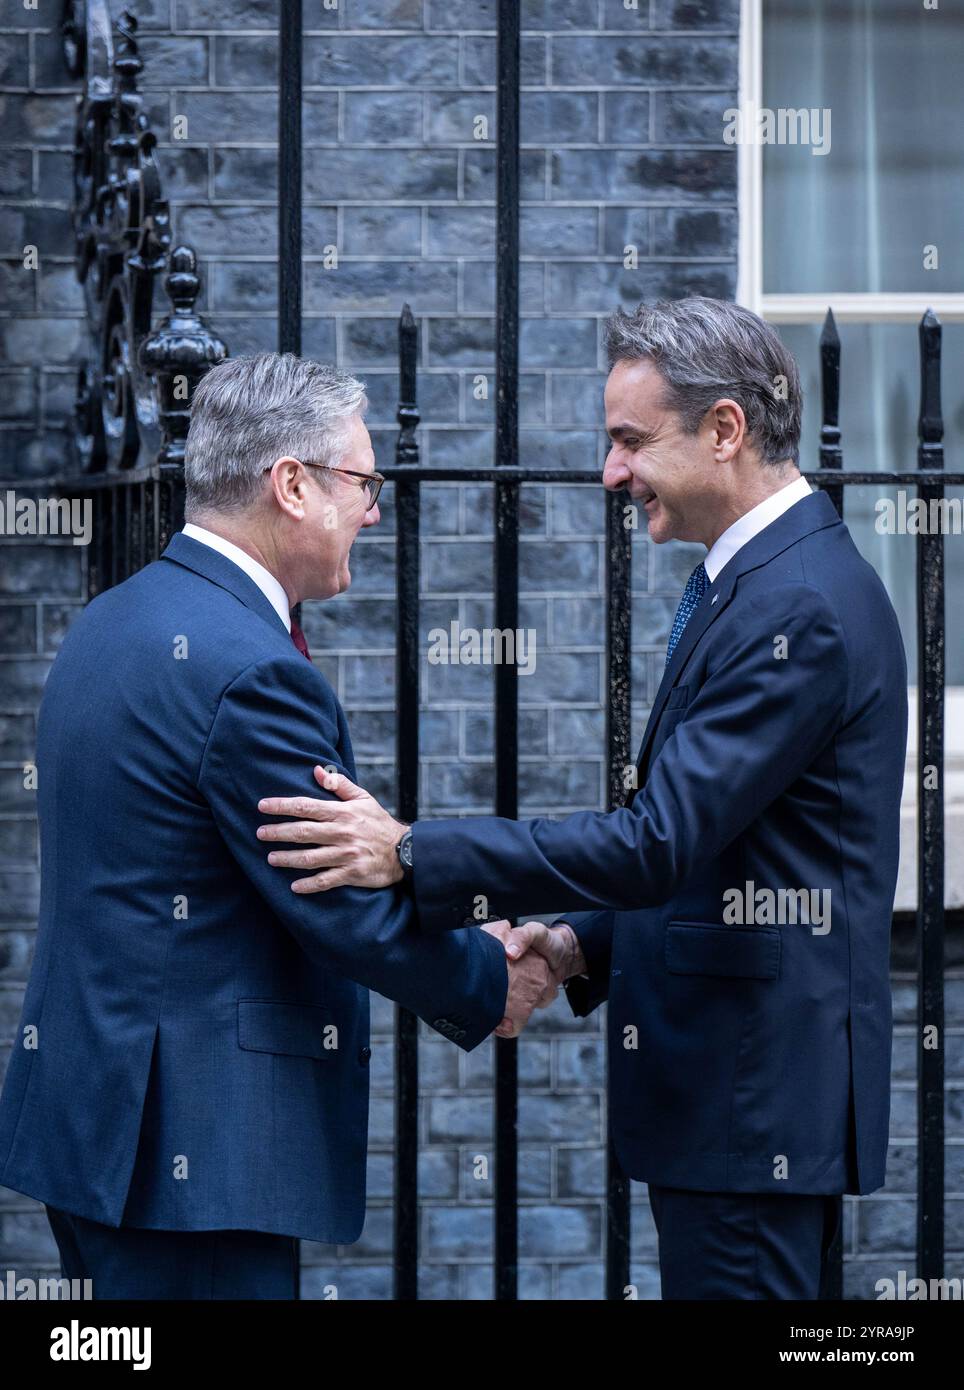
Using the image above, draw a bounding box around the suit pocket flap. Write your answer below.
[665,922,781,980]
[237,999,334,1060]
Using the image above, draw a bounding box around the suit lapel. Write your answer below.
[629,490,843,794]
[629,581,732,799]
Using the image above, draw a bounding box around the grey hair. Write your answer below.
[184,353,368,513]
[604,297,802,465]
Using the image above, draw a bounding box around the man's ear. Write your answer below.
[268,456,308,519]
[710,398,746,462]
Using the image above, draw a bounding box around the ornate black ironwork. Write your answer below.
[392,304,422,1301]
[62,0,226,472]
[141,248,228,467]
[62,0,92,80]
[818,307,843,518]
[916,307,945,1285]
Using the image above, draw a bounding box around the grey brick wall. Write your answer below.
[1,0,960,1299]
[1,0,96,1300]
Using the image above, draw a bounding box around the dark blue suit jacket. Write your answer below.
[0,533,507,1242]
[410,490,908,1196]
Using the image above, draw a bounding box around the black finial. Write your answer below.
[139,246,228,467]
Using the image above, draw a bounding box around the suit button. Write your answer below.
[359,1046,372,1066]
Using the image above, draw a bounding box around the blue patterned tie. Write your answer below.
[665,561,708,665]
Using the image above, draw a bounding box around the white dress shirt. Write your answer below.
[181,523,292,633]
[703,474,813,584]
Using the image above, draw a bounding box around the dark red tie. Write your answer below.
[290,618,312,662]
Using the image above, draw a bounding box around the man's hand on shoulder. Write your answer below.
[258,763,407,891]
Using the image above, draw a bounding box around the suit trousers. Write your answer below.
[45,1205,299,1300]
[647,1186,841,1300]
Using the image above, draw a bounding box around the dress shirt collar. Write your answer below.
[181,523,292,633]
[703,474,813,584]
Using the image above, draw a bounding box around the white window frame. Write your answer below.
[736,0,964,322]
[736,0,964,912]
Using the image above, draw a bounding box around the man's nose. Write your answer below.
[603,449,632,492]
[362,502,381,528]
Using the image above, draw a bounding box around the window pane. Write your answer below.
[762,0,964,294]
[775,320,963,683]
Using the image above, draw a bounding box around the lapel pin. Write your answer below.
[711,594,719,605]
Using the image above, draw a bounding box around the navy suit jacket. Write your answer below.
[410,490,908,1196]
[0,533,507,1243]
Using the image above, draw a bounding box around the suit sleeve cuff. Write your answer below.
[557,911,613,1017]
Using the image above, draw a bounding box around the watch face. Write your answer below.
[399,832,414,869]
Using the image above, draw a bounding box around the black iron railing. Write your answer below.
[52,0,952,1299]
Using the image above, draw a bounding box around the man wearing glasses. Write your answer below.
[0,353,555,1298]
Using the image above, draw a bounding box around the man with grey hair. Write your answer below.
[257,299,909,1300]
[0,352,556,1299]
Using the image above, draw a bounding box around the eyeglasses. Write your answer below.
[264,459,385,510]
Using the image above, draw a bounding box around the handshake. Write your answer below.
[480,919,587,1040]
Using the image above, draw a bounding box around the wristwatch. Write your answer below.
[395,828,414,879]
